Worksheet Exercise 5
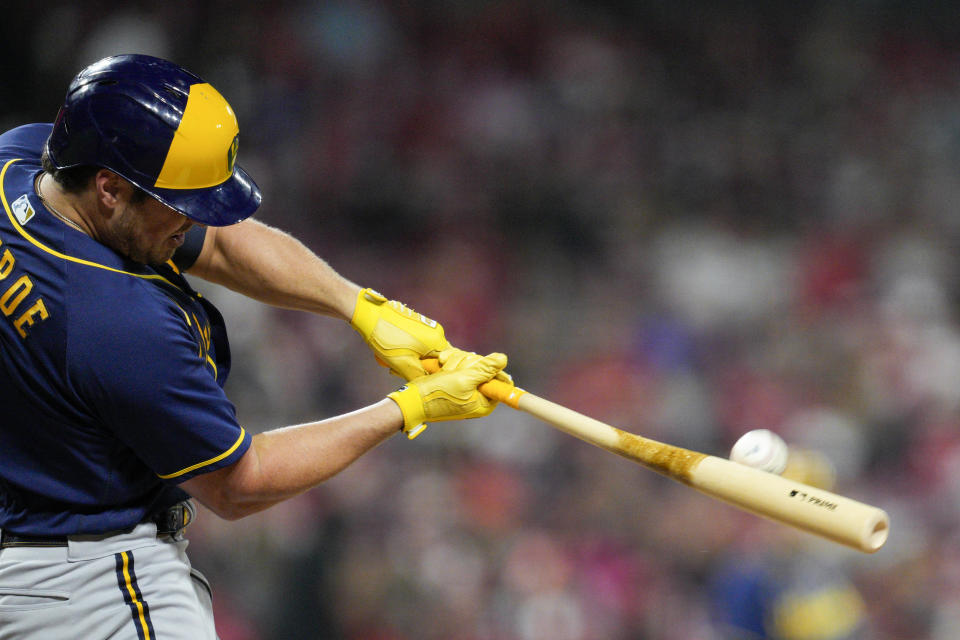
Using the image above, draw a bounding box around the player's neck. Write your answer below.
[35,172,95,237]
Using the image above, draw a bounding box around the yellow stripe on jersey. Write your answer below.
[156,427,246,480]
[204,353,218,379]
[0,159,175,285]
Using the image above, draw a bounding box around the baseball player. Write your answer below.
[0,54,509,639]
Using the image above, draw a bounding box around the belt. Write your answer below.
[0,501,196,548]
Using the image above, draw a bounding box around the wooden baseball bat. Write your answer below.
[422,358,889,553]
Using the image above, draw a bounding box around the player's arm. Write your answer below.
[184,219,461,380]
[183,399,401,519]
[186,218,360,319]
[180,352,507,519]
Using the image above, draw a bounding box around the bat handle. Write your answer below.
[420,357,526,408]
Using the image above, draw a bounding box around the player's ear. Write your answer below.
[94,169,126,209]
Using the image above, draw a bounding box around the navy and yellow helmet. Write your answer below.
[45,54,261,226]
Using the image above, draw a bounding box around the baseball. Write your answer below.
[730,429,789,474]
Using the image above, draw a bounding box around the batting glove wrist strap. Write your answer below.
[350,288,451,381]
[388,385,429,439]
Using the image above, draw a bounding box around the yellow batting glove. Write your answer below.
[436,347,484,371]
[388,351,508,439]
[350,288,451,380]
[434,347,515,386]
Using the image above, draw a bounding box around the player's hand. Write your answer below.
[387,349,509,439]
[350,288,451,380]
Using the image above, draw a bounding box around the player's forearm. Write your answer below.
[184,399,403,519]
[188,218,360,320]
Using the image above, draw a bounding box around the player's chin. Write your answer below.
[143,244,180,267]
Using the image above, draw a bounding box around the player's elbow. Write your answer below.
[179,449,276,520]
[186,480,274,521]
[201,498,258,521]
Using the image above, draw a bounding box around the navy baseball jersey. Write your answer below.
[0,124,251,535]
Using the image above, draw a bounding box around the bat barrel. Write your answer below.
[691,456,889,553]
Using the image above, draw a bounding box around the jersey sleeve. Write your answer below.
[171,225,207,271]
[0,123,53,158]
[69,289,250,483]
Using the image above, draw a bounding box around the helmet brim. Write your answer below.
[149,164,261,227]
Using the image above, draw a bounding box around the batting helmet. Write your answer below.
[45,54,261,226]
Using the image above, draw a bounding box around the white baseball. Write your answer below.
[730,429,789,474]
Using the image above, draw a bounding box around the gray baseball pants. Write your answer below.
[0,522,217,639]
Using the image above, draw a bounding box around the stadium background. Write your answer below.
[4,2,960,638]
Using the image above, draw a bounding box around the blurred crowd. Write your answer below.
[7,1,960,638]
